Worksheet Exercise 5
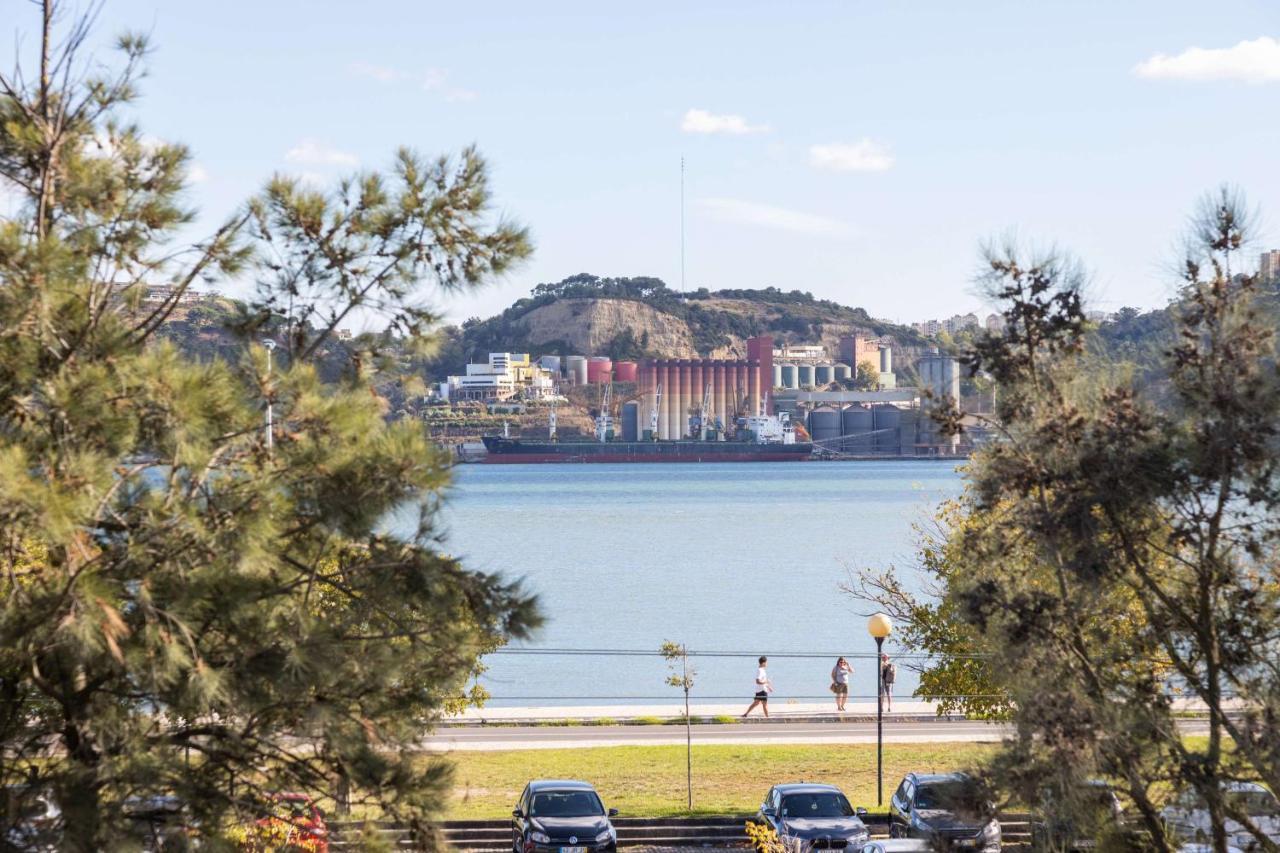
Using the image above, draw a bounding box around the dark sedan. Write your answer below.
[512,780,618,853]
[888,772,1001,852]
[757,783,870,852]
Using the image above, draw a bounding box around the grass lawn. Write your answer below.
[444,742,1002,819]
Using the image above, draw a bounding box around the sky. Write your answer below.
[6,0,1280,327]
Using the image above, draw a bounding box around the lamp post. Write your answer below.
[263,339,277,451]
[867,613,893,807]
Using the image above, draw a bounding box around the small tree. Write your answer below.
[660,641,697,810]
[854,360,880,390]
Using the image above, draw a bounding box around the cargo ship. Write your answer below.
[480,434,812,463]
[481,392,812,463]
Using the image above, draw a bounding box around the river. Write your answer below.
[425,461,964,708]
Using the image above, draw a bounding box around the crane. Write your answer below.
[594,381,613,443]
[649,383,662,440]
[700,383,713,441]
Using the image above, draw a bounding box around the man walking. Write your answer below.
[743,656,772,718]
[880,653,896,712]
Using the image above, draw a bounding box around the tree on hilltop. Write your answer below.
[0,3,537,849]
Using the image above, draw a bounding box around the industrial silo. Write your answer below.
[614,361,638,382]
[841,405,874,454]
[587,357,613,384]
[565,355,588,385]
[772,363,783,388]
[808,407,841,443]
[872,404,902,454]
[815,364,834,386]
[834,363,852,382]
[797,364,815,387]
[780,364,799,389]
[879,347,893,374]
[621,401,640,442]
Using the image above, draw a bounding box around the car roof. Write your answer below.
[773,783,846,795]
[529,780,598,792]
[908,772,972,785]
[863,841,932,853]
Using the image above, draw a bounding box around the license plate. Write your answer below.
[560,847,586,853]
[953,840,976,848]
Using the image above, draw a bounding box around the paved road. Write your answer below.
[426,718,1011,750]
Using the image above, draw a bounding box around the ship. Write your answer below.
[480,434,813,463]
[481,390,813,463]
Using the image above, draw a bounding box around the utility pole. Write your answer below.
[680,156,686,293]
[263,338,277,451]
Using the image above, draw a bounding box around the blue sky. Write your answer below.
[14,0,1280,326]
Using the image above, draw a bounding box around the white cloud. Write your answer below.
[1133,36,1280,83]
[285,139,359,168]
[697,197,854,237]
[680,108,770,135]
[187,163,209,184]
[809,139,894,173]
[351,62,476,101]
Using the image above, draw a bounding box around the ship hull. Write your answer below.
[480,436,812,463]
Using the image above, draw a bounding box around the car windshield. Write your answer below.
[782,793,855,818]
[1178,788,1279,817]
[915,781,983,812]
[531,791,605,818]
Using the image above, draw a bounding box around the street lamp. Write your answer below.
[262,339,277,451]
[867,613,893,807]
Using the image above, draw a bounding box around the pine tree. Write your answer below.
[0,4,537,849]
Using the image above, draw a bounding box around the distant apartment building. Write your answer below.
[1261,249,1280,284]
[444,352,556,401]
[984,313,1004,332]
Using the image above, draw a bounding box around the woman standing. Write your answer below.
[831,657,852,712]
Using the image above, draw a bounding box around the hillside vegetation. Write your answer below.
[440,274,929,371]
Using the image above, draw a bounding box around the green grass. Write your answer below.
[445,741,1001,819]
[631,715,664,726]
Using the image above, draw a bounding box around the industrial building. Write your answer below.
[443,352,556,401]
[638,335,775,440]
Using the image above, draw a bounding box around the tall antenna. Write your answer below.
[680,156,686,292]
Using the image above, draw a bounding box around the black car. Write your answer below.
[1030,780,1135,851]
[888,772,1001,852]
[512,780,618,853]
[757,783,870,851]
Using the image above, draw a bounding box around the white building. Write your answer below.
[772,343,828,361]
[446,353,557,401]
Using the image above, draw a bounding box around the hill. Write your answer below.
[430,273,929,378]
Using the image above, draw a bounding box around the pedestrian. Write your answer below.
[743,655,772,718]
[880,653,896,712]
[830,656,852,712]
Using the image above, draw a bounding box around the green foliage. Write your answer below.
[890,189,1280,853]
[0,5,537,849]
[854,360,880,390]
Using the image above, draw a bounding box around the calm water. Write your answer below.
[422,461,963,707]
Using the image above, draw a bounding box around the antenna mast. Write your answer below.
[680,156,686,293]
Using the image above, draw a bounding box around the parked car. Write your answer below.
[2,784,60,852]
[756,783,870,852]
[856,842,932,853]
[122,795,199,851]
[512,780,618,853]
[1029,780,1136,851]
[888,772,1001,852]
[1161,781,1280,852]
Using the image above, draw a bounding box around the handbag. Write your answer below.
[829,682,839,693]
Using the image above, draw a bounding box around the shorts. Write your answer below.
[754,691,769,701]
[834,683,848,696]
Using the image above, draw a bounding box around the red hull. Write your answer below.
[480,451,810,463]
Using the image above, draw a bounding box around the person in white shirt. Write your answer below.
[742,655,772,718]
[831,656,852,712]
